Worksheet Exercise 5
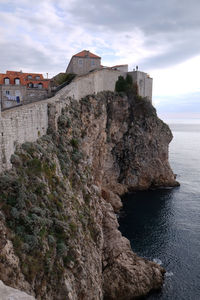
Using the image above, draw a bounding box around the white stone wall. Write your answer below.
[128,71,153,102]
[0,68,151,174]
[66,56,101,75]
[25,88,49,103]
[58,69,123,100]
[0,101,48,172]
[0,92,72,173]
[111,65,128,72]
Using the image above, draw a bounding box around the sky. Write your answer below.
[0,0,200,118]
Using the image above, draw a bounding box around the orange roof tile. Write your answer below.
[6,71,44,78]
[0,71,50,89]
[73,50,101,59]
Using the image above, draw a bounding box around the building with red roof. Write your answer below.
[66,50,101,75]
[0,71,51,109]
[0,70,50,89]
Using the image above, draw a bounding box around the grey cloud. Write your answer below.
[67,0,200,33]
[1,0,200,74]
[0,40,65,74]
[65,0,200,68]
[141,33,200,69]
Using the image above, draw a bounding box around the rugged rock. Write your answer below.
[0,280,35,300]
[0,92,178,299]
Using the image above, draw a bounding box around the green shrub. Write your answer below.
[25,234,39,249]
[126,74,133,85]
[71,150,82,163]
[115,76,127,93]
[56,73,76,86]
[16,225,25,236]
[11,207,20,219]
[30,206,46,217]
[0,174,15,189]
[48,235,56,245]
[63,254,75,267]
[22,142,35,156]
[70,138,79,149]
[6,196,17,206]
[10,154,21,166]
[57,242,68,256]
[115,74,138,97]
[27,158,42,175]
[58,115,71,128]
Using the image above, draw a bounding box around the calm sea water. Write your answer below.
[119,120,200,300]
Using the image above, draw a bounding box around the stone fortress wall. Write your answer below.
[0,85,50,110]
[0,68,151,173]
[0,101,49,173]
[61,68,123,99]
[129,71,153,100]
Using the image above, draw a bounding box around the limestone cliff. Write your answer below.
[0,92,178,299]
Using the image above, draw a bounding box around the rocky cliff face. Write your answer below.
[0,92,178,299]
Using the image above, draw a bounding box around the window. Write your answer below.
[4,78,10,85]
[34,83,38,88]
[6,90,10,95]
[15,90,20,97]
[27,75,32,79]
[15,78,20,85]
[35,76,40,80]
[28,82,33,88]
[38,83,43,89]
[78,59,83,65]
[91,60,95,66]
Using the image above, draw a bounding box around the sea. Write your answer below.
[119,119,200,300]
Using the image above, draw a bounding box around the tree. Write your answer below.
[115,74,138,97]
[115,76,127,93]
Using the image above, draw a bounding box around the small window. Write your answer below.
[35,76,40,80]
[4,78,10,85]
[27,75,32,80]
[79,59,83,65]
[15,78,20,85]
[15,90,20,97]
[38,83,43,89]
[6,90,10,95]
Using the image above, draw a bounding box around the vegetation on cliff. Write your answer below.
[51,73,76,87]
[0,100,101,299]
[115,74,139,98]
[0,92,178,299]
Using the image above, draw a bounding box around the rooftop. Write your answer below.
[5,71,44,78]
[73,50,101,59]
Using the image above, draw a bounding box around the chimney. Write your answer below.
[85,50,89,57]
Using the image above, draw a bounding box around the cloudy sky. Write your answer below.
[0,0,200,118]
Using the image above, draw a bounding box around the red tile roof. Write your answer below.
[6,71,44,78]
[73,50,101,59]
[0,71,50,89]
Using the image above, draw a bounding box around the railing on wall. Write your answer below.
[52,74,76,95]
